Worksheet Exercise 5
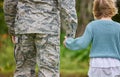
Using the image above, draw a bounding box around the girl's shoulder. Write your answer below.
[113,21,120,26]
[88,20,120,26]
[87,20,100,25]
[87,20,120,31]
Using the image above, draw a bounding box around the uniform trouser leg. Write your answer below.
[14,34,36,77]
[35,34,60,77]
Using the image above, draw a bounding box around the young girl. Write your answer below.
[64,0,120,77]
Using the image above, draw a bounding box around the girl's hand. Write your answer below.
[63,36,67,47]
[11,36,16,44]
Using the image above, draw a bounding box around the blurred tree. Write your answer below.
[75,0,93,37]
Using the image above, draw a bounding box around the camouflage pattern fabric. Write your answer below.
[3,0,78,37]
[14,34,60,77]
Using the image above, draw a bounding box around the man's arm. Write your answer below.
[3,0,18,35]
[59,0,78,38]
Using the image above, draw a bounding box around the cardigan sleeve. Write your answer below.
[65,24,93,50]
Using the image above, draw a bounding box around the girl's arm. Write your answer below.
[64,25,93,50]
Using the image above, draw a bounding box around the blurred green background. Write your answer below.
[0,0,120,77]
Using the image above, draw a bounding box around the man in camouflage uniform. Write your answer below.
[3,0,78,77]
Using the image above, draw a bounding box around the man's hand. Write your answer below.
[11,36,16,44]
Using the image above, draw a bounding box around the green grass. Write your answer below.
[60,45,89,75]
[0,34,15,73]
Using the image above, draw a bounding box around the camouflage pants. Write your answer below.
[14,34,60,77]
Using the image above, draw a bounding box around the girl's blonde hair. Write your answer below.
[93,0,118,19]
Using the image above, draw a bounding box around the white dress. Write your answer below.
[88,58,120,77]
